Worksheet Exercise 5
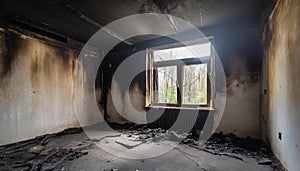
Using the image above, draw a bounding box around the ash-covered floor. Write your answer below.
[0,126,285,171]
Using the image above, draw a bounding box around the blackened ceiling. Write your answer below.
[0,0,273,44]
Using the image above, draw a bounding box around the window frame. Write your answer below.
[146,38,215,109]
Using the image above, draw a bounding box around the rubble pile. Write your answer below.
[0,128,90,171]
[0,125,286,171]
[118,126,285,170]
[200,132,284,170]
[120,126,188,143]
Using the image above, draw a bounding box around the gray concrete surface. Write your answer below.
[48,131,281,171]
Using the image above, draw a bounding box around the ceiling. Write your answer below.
[0,0,272,44]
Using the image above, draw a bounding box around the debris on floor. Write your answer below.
[0,128,91,171]
[194,132,284,170]
[103,125,286,171]
[0,125,286,171]
[119,126,189,143]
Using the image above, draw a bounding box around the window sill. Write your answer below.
[145,105,215,111]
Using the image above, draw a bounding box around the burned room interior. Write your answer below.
[0,0,299,170]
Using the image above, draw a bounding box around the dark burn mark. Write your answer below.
[1,13,68,43]
[30,52,38,75]
[1,32,21,76]
[71,53,78,73]
[130,71,146,94]
[57,48,71,68]
[28,33,76,91]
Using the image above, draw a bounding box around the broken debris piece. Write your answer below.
[28,145,45,154]
[258,159,272,165]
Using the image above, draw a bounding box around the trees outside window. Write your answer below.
[147,40,214,108]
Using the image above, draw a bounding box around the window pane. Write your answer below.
[156,66,177,103]
[153,43,211,62]
[183,64,207,105]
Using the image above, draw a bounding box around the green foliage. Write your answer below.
[198,90,207,104]
[165,87,177,103]
[183,90,207,104]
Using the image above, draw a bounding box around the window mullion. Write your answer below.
[177,64,183,106]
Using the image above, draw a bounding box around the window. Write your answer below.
[146,39,214,108]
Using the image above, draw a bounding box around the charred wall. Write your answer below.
[98,43,148,124]
[0,28,99,145]
[99,20,263,137]
[214,28,262,137]
[261,0,300,170]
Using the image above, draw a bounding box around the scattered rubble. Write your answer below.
[111,125,286,170]
[197,132,280,165]
[119,126,189,143]
[0,125,286,171]
[0,128,90,171]
[258,158,273,165]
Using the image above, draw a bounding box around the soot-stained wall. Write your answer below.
[261,0,300,170]
[100,22,263,138]
[215,29,262,137]
[0,28,100,145]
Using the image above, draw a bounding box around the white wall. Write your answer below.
[217,76,260,138]
[262,0,300,170]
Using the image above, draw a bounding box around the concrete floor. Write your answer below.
[63,135,271,171]
[52,131,281,171]
[0,126,285,171]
